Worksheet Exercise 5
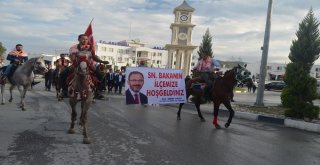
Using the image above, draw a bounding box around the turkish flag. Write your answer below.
[84,22,95,55]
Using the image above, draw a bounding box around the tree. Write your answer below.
[0,42,6,56]
[197,28,213,58]
[281,9,320,120]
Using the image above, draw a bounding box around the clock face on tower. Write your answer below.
[178,33,187,40]
[180,14,188,21]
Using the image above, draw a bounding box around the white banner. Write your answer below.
[125,67,187,105]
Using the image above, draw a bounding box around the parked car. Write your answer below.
[265,81,285,91]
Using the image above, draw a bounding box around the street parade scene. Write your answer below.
[0,0,320,164]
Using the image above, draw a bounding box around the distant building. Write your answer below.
[246,62,320,81]
[95,40,168,70]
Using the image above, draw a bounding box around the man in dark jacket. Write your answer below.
[114,70,125,94]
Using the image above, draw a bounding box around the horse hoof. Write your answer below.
[225,123,230,128]
[214,124,221,129]
[1,103,4,105]
[177,116,181,120]
[200,118,206,122]
[83,138,91,144]
[21,108,26,111]
[9,99,12,103]
[68,129,75,134]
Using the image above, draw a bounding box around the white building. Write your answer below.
[247,62,320,81]
[96,40,168,71]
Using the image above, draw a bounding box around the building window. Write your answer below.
[109,48,113,52]
[158,53,162,56]
[102,47,107,52]
[266,66,272,70]
[126,50,130,54]
[277,66,282,71]
[191,62,195,66]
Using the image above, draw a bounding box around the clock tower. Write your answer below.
[165,0,197,76]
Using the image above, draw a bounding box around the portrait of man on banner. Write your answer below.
[125,71,148,104]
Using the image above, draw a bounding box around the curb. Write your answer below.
[168,103,320,133]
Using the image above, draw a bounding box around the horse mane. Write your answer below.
[221,66,238,89]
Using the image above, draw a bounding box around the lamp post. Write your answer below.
[255,0,273,106]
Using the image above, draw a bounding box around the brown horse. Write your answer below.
[178,65,244,129]
[67,51,94,144]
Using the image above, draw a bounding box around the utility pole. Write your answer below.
[255,0,273,106]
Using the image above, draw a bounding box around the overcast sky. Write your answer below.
[0,0,320,64]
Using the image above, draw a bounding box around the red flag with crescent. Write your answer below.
[84,21,95,55]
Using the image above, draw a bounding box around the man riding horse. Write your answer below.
[66,34,109,98]
[192,52,221,102]
[0,44,28,84]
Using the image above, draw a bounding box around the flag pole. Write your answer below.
[89,18,94,25]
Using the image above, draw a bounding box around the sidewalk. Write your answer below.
[168,101,320,133]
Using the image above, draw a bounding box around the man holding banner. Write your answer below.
[125,71,148,104]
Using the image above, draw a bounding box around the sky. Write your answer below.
[0,0,320,64]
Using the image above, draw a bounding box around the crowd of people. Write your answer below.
[42,63,126,100]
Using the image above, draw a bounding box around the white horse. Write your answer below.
[0,57,48,110]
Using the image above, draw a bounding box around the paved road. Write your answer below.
[0,84,319,165]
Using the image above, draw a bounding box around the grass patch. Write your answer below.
[234,87,246,92]
[235,104,286,117]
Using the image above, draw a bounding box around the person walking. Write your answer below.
[44,64,54,91]
[114,70,125,94]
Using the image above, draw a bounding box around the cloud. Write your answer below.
[0,0,320,64]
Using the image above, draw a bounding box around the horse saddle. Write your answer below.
[188,77,205,91]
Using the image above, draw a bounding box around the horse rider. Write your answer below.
[193,52,221,101]
[67,34,109,98]
[1,44,28,82]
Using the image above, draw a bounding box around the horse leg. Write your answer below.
[223,101,235,128]
[177,93,189,120]
[68,98,77,134]
[212,102,221,129]
[195,96,205,122]
[19,86,27,111]
[1,84,5,105]
[81,99,91,144]
[9,85,14,102]
[177,103,184,120]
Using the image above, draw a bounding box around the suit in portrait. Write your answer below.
[125,89,148,104]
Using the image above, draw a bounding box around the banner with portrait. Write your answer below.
[125,67,187,104]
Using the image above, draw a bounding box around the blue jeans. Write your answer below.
[3,64,13,76]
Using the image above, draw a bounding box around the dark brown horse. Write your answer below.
[178,65,244,129]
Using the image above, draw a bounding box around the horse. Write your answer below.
[67,50,95,144]
[178,65,244,129]
[0,57,48,110]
